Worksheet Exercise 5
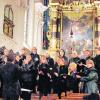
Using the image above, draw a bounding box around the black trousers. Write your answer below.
[3,95,19,100]
[21,91,31,100]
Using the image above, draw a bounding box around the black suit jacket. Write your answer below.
[0,62,21,97]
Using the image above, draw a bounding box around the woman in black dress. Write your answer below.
[37,55,51,100]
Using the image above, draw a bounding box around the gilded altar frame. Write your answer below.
[48,1,99,56]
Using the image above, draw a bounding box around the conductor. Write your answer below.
[0,53,21,100]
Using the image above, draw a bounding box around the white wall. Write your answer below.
[0,0,44,53]
[0,0,25,52]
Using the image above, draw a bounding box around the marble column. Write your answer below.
[33,2,48,53]
[24,0,35,48]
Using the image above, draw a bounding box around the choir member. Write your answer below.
[1,48,9,64]
[76,59,99,94]
[56,57,68,99]
[45,51,54,68]
[45,51,54,93]
[14,54,22,66]
[67,62,79,93]
[51,63,59,94]
[19,48,26,66]
[21,54,37,100]
[69,51,80,63]
[60,49,68,66]
[30,47,40,68]
[77,49,92,75]
[37,55,50,100]
[82,50,93,60]
[94,47,100,91]
[3,48,9,56]
[56,50,60,58]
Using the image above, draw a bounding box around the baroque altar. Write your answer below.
[43,0,100,57]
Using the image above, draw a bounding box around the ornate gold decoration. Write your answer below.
[48,1,100,57]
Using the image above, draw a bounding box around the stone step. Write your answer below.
[31,93,88,100]
[31,94,58,100]
[65,97,83,100]
[67,93,88,97]
[0,93,89,100]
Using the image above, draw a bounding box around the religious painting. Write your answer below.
[62,11,94,54]
[3,5,14,38]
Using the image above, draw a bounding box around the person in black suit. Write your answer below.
[0,48,4,97]
[45,51,55,93]
[0,53,21,100]
[83,93,100,100]
[94,47,100,91]
[21,54,37,100]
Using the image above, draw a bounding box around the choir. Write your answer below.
[0,46,100,100]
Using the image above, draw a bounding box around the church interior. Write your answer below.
[0,0,100,100]
[0,0,100,54]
